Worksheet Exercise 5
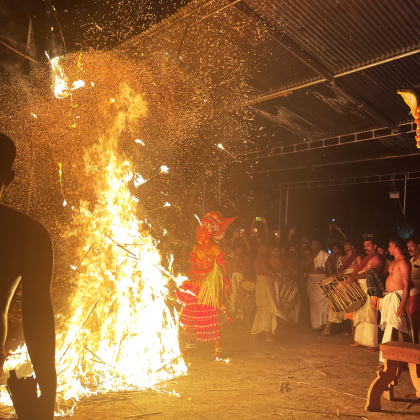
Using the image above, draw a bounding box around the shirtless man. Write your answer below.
[0,133,56,419]
[378,237,412,365]
[251,243,281,342]
[322,240,361,337]
[338,240,362,275]
[346,239,385,352]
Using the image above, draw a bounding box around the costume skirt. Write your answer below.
[176,286,222,342]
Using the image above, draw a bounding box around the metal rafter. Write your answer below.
[277,171,420,190]
[236,121,415,162]
[227,150,420,177]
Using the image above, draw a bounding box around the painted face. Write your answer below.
[364,240,376,254]
[196,225,211,243]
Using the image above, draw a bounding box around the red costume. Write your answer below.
[176,211,236,355]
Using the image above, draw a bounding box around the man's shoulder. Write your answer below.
[370,254,382,263]
[395,257,410,268]
[389,257,409,270]
[0,204,50,242]
[210,242,223,256]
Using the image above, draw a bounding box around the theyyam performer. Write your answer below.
[175,211,236,360]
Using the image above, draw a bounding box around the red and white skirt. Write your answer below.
[176,285,222,342]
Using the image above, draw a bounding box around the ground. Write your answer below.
[62,324,420,420]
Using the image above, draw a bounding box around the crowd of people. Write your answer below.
[175,214,420,370]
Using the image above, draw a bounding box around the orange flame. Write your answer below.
[0,57,187,416]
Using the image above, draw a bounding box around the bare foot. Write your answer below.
[364,346,379,353]
[349,342,361,347]
[321,330,330,337]
[265,333,276,343]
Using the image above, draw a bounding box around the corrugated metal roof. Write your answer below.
[117,0,420,184]
[246,0,420,73]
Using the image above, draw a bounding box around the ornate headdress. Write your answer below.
[200,211,237,241]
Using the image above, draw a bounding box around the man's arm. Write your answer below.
[397,259,411,318]
[261,217,269,240]
[21,223,56,419]
[346,255,381,283]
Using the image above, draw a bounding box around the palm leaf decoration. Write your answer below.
[197,261,224,308]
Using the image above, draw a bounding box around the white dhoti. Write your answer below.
[328,308,346,323]
[288,293,300,324]
[379,290,412,362]
[353,279,378,347]
[251,275,280,335]
[307,273,329,329]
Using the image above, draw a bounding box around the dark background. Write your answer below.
[1,0,419,247]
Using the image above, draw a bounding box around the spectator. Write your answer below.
[228,243,254,328]
[307,240,330,329]
[251,243,281,342]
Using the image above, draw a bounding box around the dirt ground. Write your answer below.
[59,323,420,420]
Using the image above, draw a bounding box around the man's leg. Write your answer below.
[322,321,331,337]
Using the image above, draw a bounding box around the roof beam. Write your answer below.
[227,150,420,178]
[235,1,414,131]
[277,171,420,190]
[236,121,415,162]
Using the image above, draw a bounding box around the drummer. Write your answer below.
[307,240,330,330]
[269,244,300,323]
[269,244,287,306]
[345,239,386,352]
[251,243,281,342]
[322,240,361,337]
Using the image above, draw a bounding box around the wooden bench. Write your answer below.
[366,341,420,412]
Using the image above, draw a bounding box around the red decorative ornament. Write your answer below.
[398,89,420,149]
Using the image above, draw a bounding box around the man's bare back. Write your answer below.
[255,254,277,278]
[359,254,382,274]
[0,133,56,419]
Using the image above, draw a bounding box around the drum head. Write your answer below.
[346,297,367,313]
[319,276,335,286]
[241,281,256,292]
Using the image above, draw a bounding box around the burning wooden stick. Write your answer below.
[57,300,99,367]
